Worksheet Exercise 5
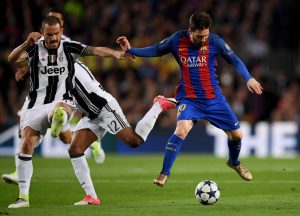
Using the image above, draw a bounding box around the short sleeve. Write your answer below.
[64,41,87,56]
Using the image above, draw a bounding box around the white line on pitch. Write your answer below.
[32,179,300,184]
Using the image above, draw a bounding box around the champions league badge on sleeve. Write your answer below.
[225,43,233,55]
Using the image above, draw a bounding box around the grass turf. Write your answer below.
[0,155,299,216]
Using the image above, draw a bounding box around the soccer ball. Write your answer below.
[195,180,220,205]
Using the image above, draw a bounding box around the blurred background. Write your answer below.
[0,0,299,157]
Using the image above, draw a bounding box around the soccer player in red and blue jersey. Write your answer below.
[117,11,263,187]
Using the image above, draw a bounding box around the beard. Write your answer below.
[190,35,206,47]
[193,40,205,47]
[46,40,59,49]
[50,40,59,44]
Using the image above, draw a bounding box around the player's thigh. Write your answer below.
[75,116,106,142]
[21,105,51,136]
[116,127,142,147]
[177,99,203,122]
[70,129,97,153]
[204,98,240,131]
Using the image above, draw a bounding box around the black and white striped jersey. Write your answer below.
[73,61,113,119]
[25,39,86,109]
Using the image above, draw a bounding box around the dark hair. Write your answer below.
[189,12,212,31]
[48,7,64,19]
[41,16,61,29]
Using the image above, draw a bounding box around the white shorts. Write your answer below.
[75,98,130,141]
[17,96,29,118]
[20,100,74,136]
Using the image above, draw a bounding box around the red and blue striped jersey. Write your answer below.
[127,30,252,100]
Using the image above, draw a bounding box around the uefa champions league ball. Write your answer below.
[195,180,220,205]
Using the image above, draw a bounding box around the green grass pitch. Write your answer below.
[0,155,299,216]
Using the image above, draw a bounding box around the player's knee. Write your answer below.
[124,136,143,148]
[61,136,71,144]
[126,139,141,148]
[231,130,243,140]
[68,144,84,156]
[174,127,188,139]
[174,120,193,139]
[117,129,143,148]
[59,133,72,144]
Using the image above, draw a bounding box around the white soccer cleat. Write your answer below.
[8,198,29,208]
[2,172,18,185]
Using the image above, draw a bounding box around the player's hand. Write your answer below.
[15,67,29,82]
[116,36,131,51]
[26,32,42,46]
[114,51,135,62]
[247,78,263,95]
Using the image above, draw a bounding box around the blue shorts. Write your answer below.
[176,96,240,131]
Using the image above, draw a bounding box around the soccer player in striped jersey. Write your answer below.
[7,16,129,208]
[2,9,105,187]
[45,8,105,165]
[117,11,263,187]
[68,61,176,205]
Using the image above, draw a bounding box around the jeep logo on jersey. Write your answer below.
[40,66,66,76]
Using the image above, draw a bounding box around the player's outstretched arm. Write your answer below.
[117,35,165,57]
[247,78,263,95]
[8,32,41,63]
[82,46,134,61]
